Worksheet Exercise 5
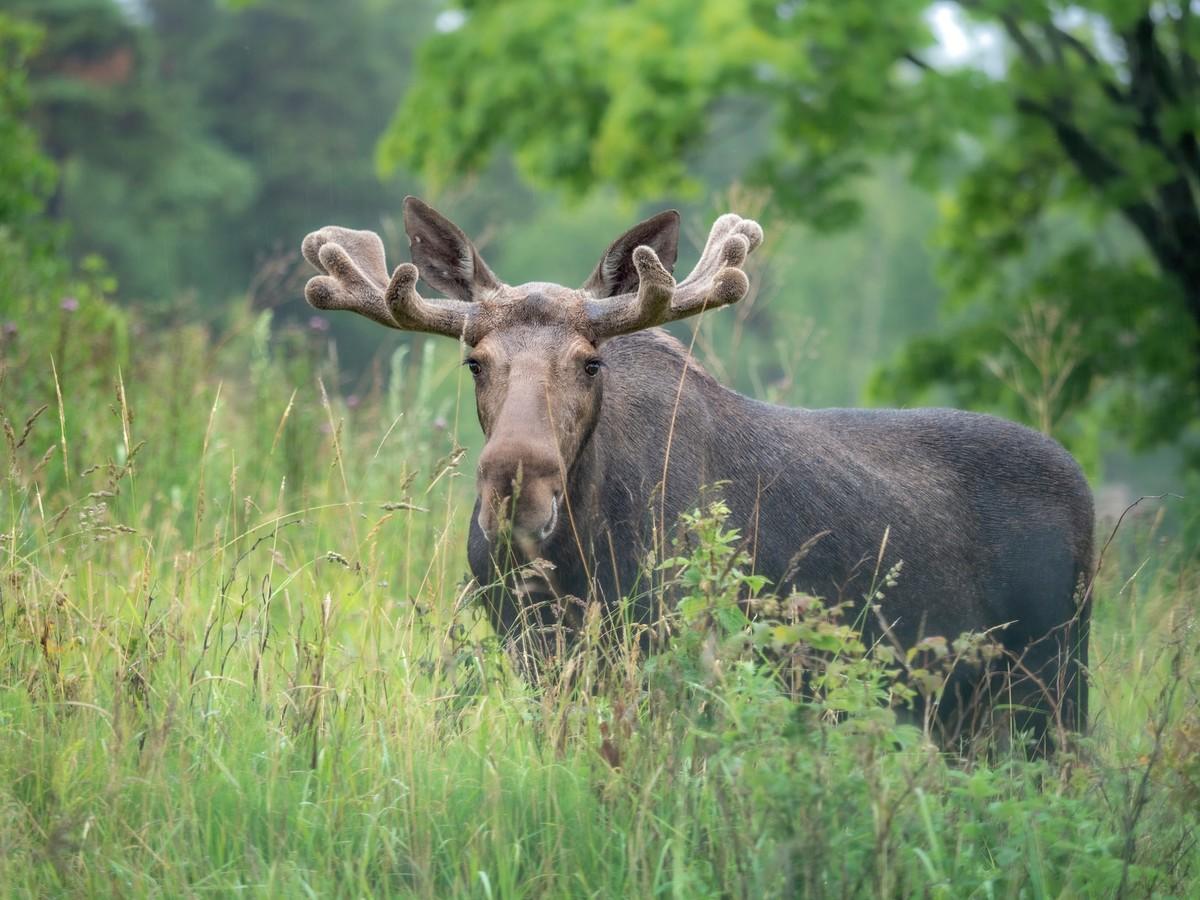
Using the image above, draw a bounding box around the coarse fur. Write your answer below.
[302,198,1094,744]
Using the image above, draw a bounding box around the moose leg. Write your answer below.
[475,582,591,685]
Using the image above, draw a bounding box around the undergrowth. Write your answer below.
[1,293,1198,897]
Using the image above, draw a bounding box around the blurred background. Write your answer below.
[0,0,1197,539]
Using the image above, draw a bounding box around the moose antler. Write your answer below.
[584,213,764,338]
[301,225,477,339]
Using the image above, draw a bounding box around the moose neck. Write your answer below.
[542,330,727,600]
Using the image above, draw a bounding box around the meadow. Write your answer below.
[0,295,1197,898]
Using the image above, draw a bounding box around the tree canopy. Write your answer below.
[386,0,1200,458]
[5,0,437,302]
[0,12,56,242]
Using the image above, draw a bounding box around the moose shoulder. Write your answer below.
[301,198,1094,743]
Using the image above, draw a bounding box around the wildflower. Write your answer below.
[1,321,16,338]
[60,296,79,312]
[346,394,360,409]
[308,315,330,332]
[433,416,447,431]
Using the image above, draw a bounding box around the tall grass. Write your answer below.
[1,297,1197,897]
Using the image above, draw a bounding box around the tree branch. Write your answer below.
[990,3,1200,358]
[902,51,935,73]
[1015,96,1171,268]
[1042,23,1126,106]
[999,13,1044,68]
[1124,12,1192,167]
[1122,13,1200,287]
[1043,21,1066,68]
[1177,2,1198,95]
[1151,9,1200,183]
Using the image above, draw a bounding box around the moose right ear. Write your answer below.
[402,196,502,302]
[583,210,681,298]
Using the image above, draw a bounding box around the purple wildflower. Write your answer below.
[308,315,330,332]
[346,394,360,409]
[60,296,80,312]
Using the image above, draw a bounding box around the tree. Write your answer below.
[0,12,56,242]
[6,0,441,303]
[9,0,254,300]
[383,0,1200,458]
[155,0,440,301]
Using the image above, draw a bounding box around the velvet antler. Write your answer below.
[301,225,478,339]
[302,204,762,343]
[583,213,764,338]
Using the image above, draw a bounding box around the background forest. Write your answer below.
[1,0,1198,896]
[5,0,1200,503]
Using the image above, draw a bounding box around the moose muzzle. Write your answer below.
[476,442,564,546]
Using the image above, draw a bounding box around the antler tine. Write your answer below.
[582,244,676,336]
[301,225,477,339]
[586,213,763,339]
[304,227,399,328]
[383,263,480,340]
[670,213,763,314]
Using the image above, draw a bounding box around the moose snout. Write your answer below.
[476,446,563,543]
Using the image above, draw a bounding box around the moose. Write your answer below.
[301,198,1094,745]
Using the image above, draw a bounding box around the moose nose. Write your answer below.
[476,445,563,542]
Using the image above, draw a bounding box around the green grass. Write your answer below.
[1,299,1198,897]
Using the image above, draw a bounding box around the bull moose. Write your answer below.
[301,198,1093,744]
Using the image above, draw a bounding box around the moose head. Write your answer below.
[302,198,763,552]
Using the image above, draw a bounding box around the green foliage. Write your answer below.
[660,498,767,633]
[0,13,55,236]
[4,0,438,303]
[5,0,255,300]
[2,279,1199,895]
[383,0,945,222]
[165,0,437,298]
[391,0,1200,462]
[870,244,1196,470]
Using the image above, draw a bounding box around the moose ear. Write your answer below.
[402,196,501,301]
[582,210,681,298]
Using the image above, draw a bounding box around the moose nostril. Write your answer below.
[538,493,561,541]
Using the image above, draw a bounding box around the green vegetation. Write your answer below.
[2,1,1199,896]
[392,0,1200,464]
[1,309,1198,894]
[3,0,446,302]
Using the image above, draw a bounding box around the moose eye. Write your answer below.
[465,358,482,377]
[583,358,603,378]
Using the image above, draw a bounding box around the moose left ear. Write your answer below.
[582,210,681,298]
[402,196,502,302]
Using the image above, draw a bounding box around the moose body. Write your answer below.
[467,329,1093,734]
[302,198,1094,740]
